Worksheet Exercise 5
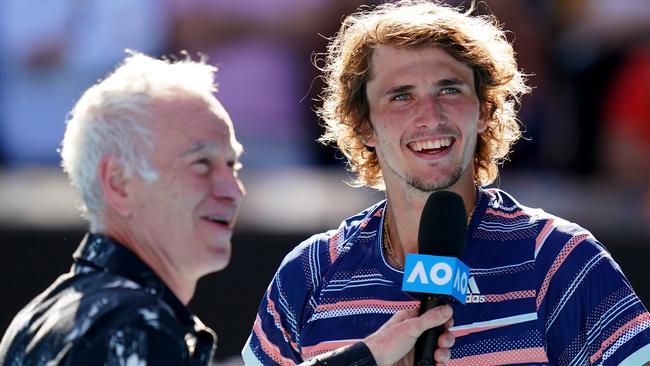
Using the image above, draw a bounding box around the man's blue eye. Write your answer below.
[441,87,459,95]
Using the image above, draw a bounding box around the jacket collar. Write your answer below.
[71,233,191,325]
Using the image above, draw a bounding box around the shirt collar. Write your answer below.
[71,233,192,325]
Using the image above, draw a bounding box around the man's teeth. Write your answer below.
[411,138,452,152]
[206,216,228,224]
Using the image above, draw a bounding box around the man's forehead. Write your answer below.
[181,136,242,156]
[367,45,474,86]
[181,141,219,156]
[180,140,241,157]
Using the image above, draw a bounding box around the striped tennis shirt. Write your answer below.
[243,188,650,365]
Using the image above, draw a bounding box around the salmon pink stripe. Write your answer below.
[448,347,548,366]
[536,232,590,310]
[253,314,299,366]
[589,312,650,364]
[535,220,555,257]
[315,299,419,313]
[484,290,536,303]
[267,296,299,350]
[301,340,358,360]
[328,231,341,263]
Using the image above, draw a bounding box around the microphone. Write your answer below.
[401,191,469,366]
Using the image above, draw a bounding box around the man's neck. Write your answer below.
[383,179,478,260]
[100,218,196,305]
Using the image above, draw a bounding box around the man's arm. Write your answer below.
[540,231,650,365]
[304,305,455,366]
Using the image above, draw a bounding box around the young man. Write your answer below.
[244,1,650,365]
[0,52,453,365]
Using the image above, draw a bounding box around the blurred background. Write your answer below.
[1,0,649,364]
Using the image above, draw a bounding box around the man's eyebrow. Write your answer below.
[180,142,218,157]
[383,78,469,96]
[384,85,414,96]
[436,78,469,87]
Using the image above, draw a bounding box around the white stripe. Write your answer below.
[276,280,298,332]
[242,335,265,366]
[568,294,639,366]
[478,221,536,231]
[546,251,608,330]
[324,280,394,290]
[309,297,318,313]
[479,221,535,229]
[322,282,394,293]
[325,280,394,289]
[310,308,396,321]
[357,233,377,239]
[602,319,650,364]
[471,259,535,275]
[308,244,315,286]
[306,338,362,347]
[468,277,480,294]
[619,342,650,366]
[451,312,538,332]
[330,274,386,282]
[327,278,394,287]
[312,245,318,288]
[588,295,638,343]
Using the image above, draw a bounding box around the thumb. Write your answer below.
[380,308,419,329]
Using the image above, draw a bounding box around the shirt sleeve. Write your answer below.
[301,342,377,366]
[539,230,650,365]
[242,240,320,365]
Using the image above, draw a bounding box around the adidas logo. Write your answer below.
[465,276,486,303]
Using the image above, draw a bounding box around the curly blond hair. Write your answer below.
[317,0,530,189]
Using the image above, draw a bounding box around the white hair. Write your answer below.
[60,51,219,231]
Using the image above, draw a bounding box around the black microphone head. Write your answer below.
[418,191,467,257]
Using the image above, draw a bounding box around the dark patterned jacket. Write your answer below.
[0,233,216,365]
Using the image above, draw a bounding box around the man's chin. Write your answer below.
[407,174,462,192]
[201,255,230,275]
[204,243,231,266]
[212,260,230,272]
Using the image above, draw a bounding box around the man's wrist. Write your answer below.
[304,341,377,366]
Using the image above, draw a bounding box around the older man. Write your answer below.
[0,53,454,365]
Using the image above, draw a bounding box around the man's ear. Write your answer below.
[99,156,132,218]
[477,106,488,133]
[360,119,377,148]
[477,117,487,133]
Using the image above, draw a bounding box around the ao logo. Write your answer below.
[406,260,469,294]
[402,254,470,303]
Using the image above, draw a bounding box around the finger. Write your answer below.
[375,308,419,333]
[443,318,454,329]
[437,331,455,348]
[434,348,451,363]
[383,308,419,327]
[416,305,453,333]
